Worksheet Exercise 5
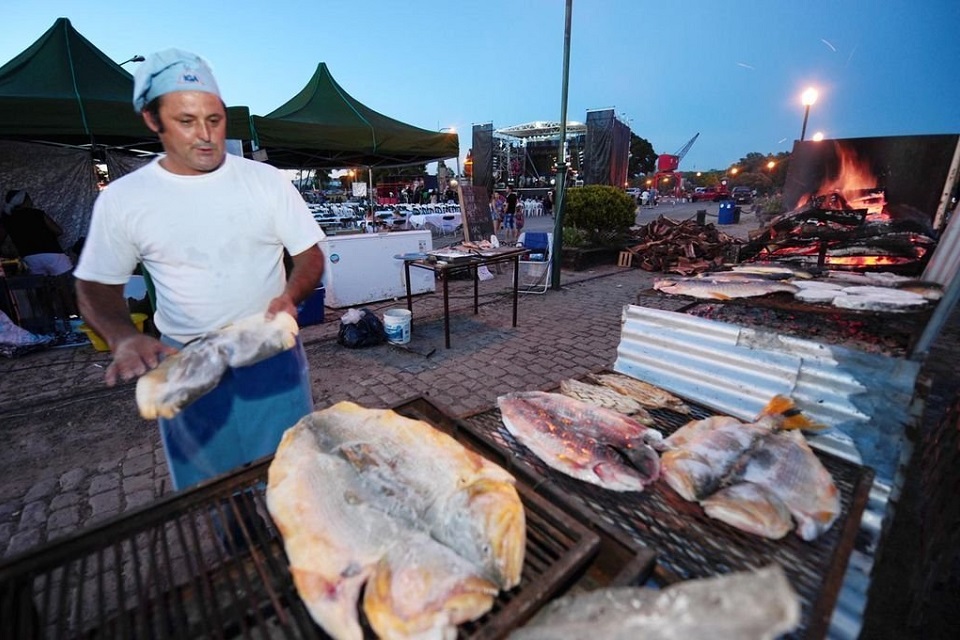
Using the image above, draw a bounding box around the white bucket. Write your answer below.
[383,308,412,345]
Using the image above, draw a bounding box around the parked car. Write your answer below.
[690,186,728,203]
[731,186,753,204]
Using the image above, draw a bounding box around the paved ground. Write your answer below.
[0,202,954,637]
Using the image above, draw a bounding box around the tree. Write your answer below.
[629,133,656,178]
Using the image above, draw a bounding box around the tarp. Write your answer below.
[250,63,458,169]
[584,109,630,187]
[0,17,251,147]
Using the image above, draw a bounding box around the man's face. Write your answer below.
[143,91,227,175]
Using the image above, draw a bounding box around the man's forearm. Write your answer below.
[284,245,324,305]
[75,279,141,349]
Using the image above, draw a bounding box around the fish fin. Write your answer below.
[757,395,825,431]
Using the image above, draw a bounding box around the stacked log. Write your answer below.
[624,216,743,275]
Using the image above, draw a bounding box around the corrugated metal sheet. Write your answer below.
[612,305,924,640]
[915,207,960,358]
[614,305,920,484]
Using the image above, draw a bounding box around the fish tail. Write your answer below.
[758,395,825,431]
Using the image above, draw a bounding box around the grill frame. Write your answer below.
[0,397,656,640]
[460,381,874,640]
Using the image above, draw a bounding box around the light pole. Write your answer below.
[800,87,818,141]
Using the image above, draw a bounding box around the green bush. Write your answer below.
[562,226,587,247]
[561,185,636,245]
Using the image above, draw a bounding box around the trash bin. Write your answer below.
[718,200,736,225]
[696,209,707,225]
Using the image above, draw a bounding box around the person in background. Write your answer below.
[73,49,325,491]
[489,191,503,237]
[503,186,519,243]
[0,190,73,276]
[544,190,554,217]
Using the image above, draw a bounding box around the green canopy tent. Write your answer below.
[0,17,252,148]
[250,63,458,169]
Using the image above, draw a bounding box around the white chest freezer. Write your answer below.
[318,230,435,308]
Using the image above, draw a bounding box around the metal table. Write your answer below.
[402,248,528,348]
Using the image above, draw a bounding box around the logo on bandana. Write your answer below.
[179,72,204,86]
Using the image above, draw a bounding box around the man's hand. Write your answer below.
[106,334,177,387]
[265,292,298,320]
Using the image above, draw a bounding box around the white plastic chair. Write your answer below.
[517,231,552,294]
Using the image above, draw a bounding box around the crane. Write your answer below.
[652,132,699,198]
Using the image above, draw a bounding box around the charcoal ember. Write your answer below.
[626,216,742,274]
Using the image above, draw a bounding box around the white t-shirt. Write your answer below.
[75,154,325,343]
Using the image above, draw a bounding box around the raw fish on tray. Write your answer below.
[267,420,498,640]
[136,311,299,419]
[497,391,664,492]
[509,564,800,640]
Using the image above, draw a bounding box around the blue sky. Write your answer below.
[2,1,958,172]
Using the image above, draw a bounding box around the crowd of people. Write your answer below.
[488,187,554,242]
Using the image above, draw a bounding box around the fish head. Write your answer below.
[604,444,661,483]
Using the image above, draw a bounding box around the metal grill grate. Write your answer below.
[0,401,626,640]
[461,385,874,640]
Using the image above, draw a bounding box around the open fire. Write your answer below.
[741,143,938,275]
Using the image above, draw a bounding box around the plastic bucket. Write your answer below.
[383,308,412,345]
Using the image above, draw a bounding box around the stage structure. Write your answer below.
[583,109,631,187]
[492,121,587,190]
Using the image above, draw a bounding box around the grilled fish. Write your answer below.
[701,482,793,539]
[587,372,691,415]
[136,311,299,419]
[300,402,526,590]
[654,276,799,300]
[510,565,800,640]
[723,430,841,541]
[267,423,497,640]
[498,391,664,492]
[559,378,652,421]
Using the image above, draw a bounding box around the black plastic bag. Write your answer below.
[337,308,387,348]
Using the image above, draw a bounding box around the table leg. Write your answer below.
[404,261,413,312]
[511,256,520,327]
[442,273,451,349]
[473,264,479,315]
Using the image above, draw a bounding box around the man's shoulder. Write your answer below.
[227,154,283,179]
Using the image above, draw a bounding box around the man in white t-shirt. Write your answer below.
[75,49,325,490]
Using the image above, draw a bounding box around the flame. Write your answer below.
[798,143,886,216]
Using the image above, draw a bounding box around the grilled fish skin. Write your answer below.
[136,311,298,419]
[509,565,800,640]
[559,378,652,421]
[654,276,799,300]
[301,402,526,590]
[497,391,663,492]
[701,482,794,540]
[587,372,691,415]
[267,424,497,640]
[731,430,841,541]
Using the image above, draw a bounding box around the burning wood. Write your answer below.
[625,216,742,275]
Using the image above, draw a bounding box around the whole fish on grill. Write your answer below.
[300,401,526,590]
[654,276,798,300]
[708,430,841,541]
[136,311,299,419]
[660,397,837,540]
[267,423,497,640]
[586,372,691,415]
[509,565,800,640]
[559,378,652,421]
[498,391,664,492]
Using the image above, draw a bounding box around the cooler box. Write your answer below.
[297,286,325,327]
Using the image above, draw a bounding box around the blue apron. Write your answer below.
[157,336,313,491]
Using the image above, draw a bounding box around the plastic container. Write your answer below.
[382,308,412,345]
[297,286,326,327]
[718,200,736,225]
[79,313,147,352]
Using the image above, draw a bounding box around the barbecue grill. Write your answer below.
[0,398,654,640]
[461,383,874,640]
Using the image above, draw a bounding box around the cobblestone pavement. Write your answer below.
[0,207,956,637]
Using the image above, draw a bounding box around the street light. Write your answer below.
[767,160,776,170]
[119,55,145,67]
[800,87,818,141]
[812,131,825,142]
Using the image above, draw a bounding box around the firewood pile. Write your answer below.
[624,216,743,275]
